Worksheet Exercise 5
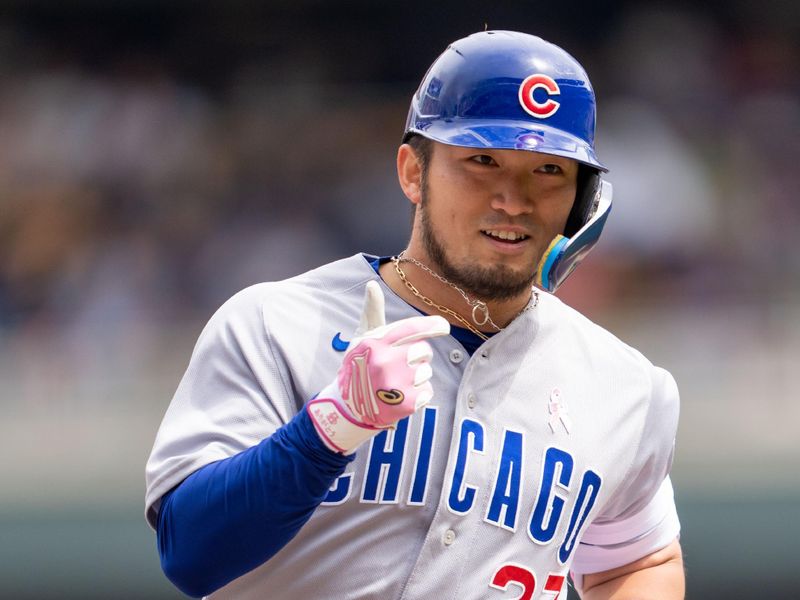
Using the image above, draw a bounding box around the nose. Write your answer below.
[489,179,533,216]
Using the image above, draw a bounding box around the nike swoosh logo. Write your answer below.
[331,332,350,352]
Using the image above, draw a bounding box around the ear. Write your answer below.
[397,143,423,206]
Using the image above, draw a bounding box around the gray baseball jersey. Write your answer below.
[145,253,680,599]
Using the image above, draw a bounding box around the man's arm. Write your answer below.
[580,537,684,599]
[157,409,353,598]
[153,282,449,597]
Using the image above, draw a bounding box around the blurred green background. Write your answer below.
[0,1,798,598]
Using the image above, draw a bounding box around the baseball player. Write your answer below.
[146,31,683,599]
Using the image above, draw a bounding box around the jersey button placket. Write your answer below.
[467,393,477,409]
[449,349,464,364]
[442,529,456,546]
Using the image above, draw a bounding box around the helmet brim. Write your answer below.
[405,119,607,172]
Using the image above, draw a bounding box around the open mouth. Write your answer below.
[481,229,530,243]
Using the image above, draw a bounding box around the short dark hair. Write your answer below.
[404,134,433,182]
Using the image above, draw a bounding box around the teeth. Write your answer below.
[483,230,527,241]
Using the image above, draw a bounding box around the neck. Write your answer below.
[378,250,536,334]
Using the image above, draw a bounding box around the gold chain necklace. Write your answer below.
[399,252,504,331]
[391,254,539,341]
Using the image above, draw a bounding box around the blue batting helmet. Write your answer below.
[403,30,612,293]
[403,30,607,172]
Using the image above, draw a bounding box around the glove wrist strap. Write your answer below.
[307,397,381,455]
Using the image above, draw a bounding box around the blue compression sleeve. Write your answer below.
[157,409,353,598]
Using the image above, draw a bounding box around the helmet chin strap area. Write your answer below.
[535,180,613,293]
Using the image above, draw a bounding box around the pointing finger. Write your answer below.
[357,280,386,334]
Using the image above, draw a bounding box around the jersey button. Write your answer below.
[467,393,477,409]
[443,529,456,546]
[449,349,464,363]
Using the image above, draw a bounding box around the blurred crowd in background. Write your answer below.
[0,2,798,597]
[2,2,798,344]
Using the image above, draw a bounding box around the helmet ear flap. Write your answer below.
[564,165,601,238]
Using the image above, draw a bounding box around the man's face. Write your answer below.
[416,143,579,301]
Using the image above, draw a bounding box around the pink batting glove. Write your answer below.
[308,280,450,454]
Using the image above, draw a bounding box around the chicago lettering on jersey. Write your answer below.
[322,408,602,563]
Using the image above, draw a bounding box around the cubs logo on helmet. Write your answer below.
[518,74,561,119]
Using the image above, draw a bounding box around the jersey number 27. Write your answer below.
[490,564,565,600]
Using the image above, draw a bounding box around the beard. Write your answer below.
[419,186,536,302]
